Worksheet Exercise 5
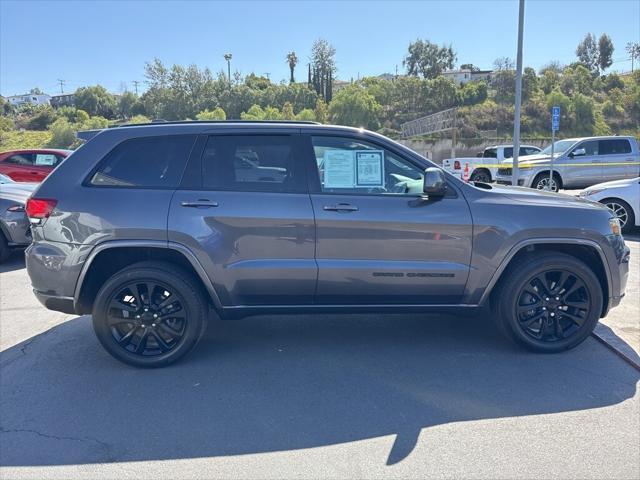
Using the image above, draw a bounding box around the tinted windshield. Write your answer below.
[540,140,576,155]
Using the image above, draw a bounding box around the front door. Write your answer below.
[306,134,473,305]
[562,140,600,188]
[169,133,317,307]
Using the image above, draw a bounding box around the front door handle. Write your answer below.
[181,200,219,208]
[323,203,358,212]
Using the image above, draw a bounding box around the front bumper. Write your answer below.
[33,289,77,315]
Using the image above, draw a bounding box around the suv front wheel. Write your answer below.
[494,252,602,352]
[92,261,208,367]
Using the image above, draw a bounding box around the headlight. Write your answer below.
[581,188,605,197]
[609,217,621,236]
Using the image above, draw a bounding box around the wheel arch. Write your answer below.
[74,240,223,314]
[532,170,564,189]
[480,238,611,317]
[471,167,492,181]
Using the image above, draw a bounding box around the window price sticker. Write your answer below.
[355,151,384,187]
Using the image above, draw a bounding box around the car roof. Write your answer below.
[489,144,540,149]
[0,148,73,155]
[559,136,635,142]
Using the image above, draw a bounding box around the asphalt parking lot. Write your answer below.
[1,236,639,479]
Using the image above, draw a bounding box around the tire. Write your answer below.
[532,172,561,192]
[494,252,602,353]
[92,261,208,368]
[470,169,491,183]
[600,198,635,234]
[0,232,10,264]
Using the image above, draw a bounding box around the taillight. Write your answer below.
[454,160,461,170]
[26,198,57,223]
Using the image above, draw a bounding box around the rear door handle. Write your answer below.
[323,203,358,212]
[181,200,219,208]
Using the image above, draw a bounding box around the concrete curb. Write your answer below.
[592,323,640,372]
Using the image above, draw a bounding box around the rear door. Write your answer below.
[306,134,473,305]
[598,138,635,180]
[169,131,316,307]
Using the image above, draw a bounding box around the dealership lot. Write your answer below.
[0,234,638,479]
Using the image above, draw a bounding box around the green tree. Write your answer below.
[0,116,14,132]
[460,63,480,72]
[458,81,488,106]
[26,106,57,130]
[47,118,76,148]
[404,39,456,79]
[74,85,117,118]
[560,65,593,96]
[576,33,599,73]
[81,116,110,130]
[286,51,298,83]
[597,33,614,72]
[310,39,336,101]
[572,93,596,135]
[128,114,152,124]
[329,85,381,129]
[314,98,329,124]
[118,91,138,119]
[295,108,316,121]
[240,104,266,120]
[196,107,227,120]
[281,102,295,120]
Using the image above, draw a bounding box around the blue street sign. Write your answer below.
[551,106,560,131]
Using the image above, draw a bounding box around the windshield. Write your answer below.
[540,140,576,155]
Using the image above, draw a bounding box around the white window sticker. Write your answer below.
[323,150,355,188]
[355,151,384,186]
[35,154,56,166]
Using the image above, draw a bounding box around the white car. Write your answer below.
[579,177,639,233]
[442,144,541,183]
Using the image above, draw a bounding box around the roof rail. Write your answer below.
[116,119,321,127]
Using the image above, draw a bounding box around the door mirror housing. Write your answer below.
[423,167,448,198]
[569,147,586,158]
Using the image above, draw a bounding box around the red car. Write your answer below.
[0,148,74,182]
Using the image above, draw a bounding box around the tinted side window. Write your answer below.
[483,148,498,158]
[599,139,632,155]
[5,154,34,165]
[503,147,513,159]
[202,135,306,193]
[90,135,195,188]
[523,147,540,155]
[572,140,599,156]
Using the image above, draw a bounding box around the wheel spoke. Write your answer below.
[158,322,182,338]
[560,310,585,326]
[564,298,588,309]
[129,284,143,308]
[108,297,137,314]
[521,311,546,328]
[156,293,176,310]
[554,316,564,339]
[135,329,150,354]
[151,330,172,352]
[563,279,585,299]
[517,301,540,314]
[117,326,138,346]
[553,271,570,293]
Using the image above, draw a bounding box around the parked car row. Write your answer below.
[0,173,37,262]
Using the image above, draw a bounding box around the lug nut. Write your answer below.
[141,324,146,328]
[152,323,156,327]
[153,314,158,319]
[542,307,547,310]
[545,297,550,301]
[555,296,560,301]
[135,315,140,319]
[550,312,555,317]
[144,308,148,312]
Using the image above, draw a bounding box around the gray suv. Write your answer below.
[495,136,640,191]
[26,122,630,367]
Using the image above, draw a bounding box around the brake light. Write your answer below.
[454,160,461,170]
[26,198,57,221]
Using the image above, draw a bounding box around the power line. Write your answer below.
[132,80,140,95]
[56,79,66,94]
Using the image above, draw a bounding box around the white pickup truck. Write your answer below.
[442,144,541,182]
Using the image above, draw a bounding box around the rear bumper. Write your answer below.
[32,290,77,315]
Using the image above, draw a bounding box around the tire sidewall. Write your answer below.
[498,255,603,352]
[601,198,635,233]
[92,266,205,368]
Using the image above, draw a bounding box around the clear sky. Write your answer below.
[1,0,638,96]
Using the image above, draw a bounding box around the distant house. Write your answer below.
[50,93,76,108]
[442,69,493,85]
[6,93,51,107]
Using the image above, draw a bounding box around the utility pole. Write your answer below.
[263,72,270,80]
[57,79,65,94]
[132,80,140,95]
[511,0,525,187]
[224,53,232,88]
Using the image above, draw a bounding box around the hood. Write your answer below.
[486,183,607,211]
[0,182,37,204]
[583,177,640,190]
[500,153,560,165]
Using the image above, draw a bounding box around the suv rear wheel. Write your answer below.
[470,169,491,183]
[92,261,208,367]
[494,252,602,352]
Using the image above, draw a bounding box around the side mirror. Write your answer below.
[423,167,448,198]
[570,148,586,158]
[476,152,483,157]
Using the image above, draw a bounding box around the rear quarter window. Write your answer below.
[90,135,196,188]
[599,139,632,155]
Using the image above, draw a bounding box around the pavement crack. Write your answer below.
[0,427,115,461]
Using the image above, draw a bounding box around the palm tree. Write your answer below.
[286,51,298,84]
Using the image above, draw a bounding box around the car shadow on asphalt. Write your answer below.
[1,311,638,468]
[0,253,25,273]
